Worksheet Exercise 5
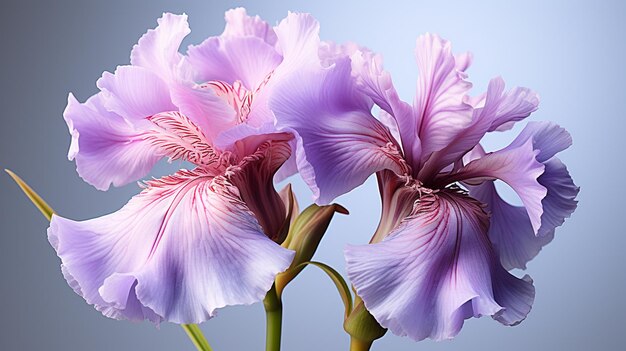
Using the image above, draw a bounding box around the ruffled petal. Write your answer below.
[536,158,579,236]
[414,34,473,163]
[273,12,321,70]
[186,35,282,92]
[48,169,294,324]
[97,65,177,121]
[467,144,577,269]
[468,181,554,270]
[222,8,277,46]
[441,138,547,234]
[446,121,573,234]
[271,58,409,204]
[507,121,572,163]
[348,48,420,167]
[418,77,539,181]
[130,13,190,80]
[63,93,161,190]
[345,191,534,341]
[486,78,539,132]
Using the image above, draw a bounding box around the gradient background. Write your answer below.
[1,0,623,350]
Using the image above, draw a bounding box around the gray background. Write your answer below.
[0,0,623,350]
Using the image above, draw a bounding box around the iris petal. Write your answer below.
[419,77,539,181]
[48,168,294,324]
[271,58,408,204]
[130,13,191,81]
[345,190,534,341]
[63,93,161,190]
[414,34,473,165]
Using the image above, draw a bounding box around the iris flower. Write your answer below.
[51,9,324,324]
[271,34,578,340]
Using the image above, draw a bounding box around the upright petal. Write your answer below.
[414,34,473,163]
[186,35,282,91]
[167,82,238,141]
[130,13,190,80]
[346,191,534,341]
[271,58,409,204]
[63,93,161,190]
[273,12,321,70]
[418,77,539,181]
[486,78,539,132]
[222,8,277,46]
[348,48,420,167]
[48,168,294,324]
[97,66,177,121]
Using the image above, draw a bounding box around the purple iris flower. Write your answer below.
[50,9,325,324]
[271,34,578,340]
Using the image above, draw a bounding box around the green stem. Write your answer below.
[349,337,373,351]
[182,324,213,351]
[263,284,283,351]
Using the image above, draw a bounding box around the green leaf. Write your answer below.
[5,169,54,221]
[294,261,353,319]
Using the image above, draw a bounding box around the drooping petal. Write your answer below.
[468,181,554,270]
[130,13,190,81]
[466,141,577,269]
[535,157,579,236]
[222,8,277,46]
[440,138,547,234]
[507,121,572,163]
[414,34,473,164]
[418,77,539,181]
[63,93,161,190]
[271,58,409,204]
[97,65,177,121]
[445,121,573,234]
[48,168,294,324]
[346,191,534,341]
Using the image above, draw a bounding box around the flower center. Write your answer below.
[144,111,231,172]
[199,70,274,124]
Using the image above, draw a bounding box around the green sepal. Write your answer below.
[275,203,348,296]
[344,301,387,344]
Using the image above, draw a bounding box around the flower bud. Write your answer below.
[275,203,348,296]
[344,301,387,346]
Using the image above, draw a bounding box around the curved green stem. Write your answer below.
[182,324,213,351]
[349,337,373,351]
[263,284,283,351]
